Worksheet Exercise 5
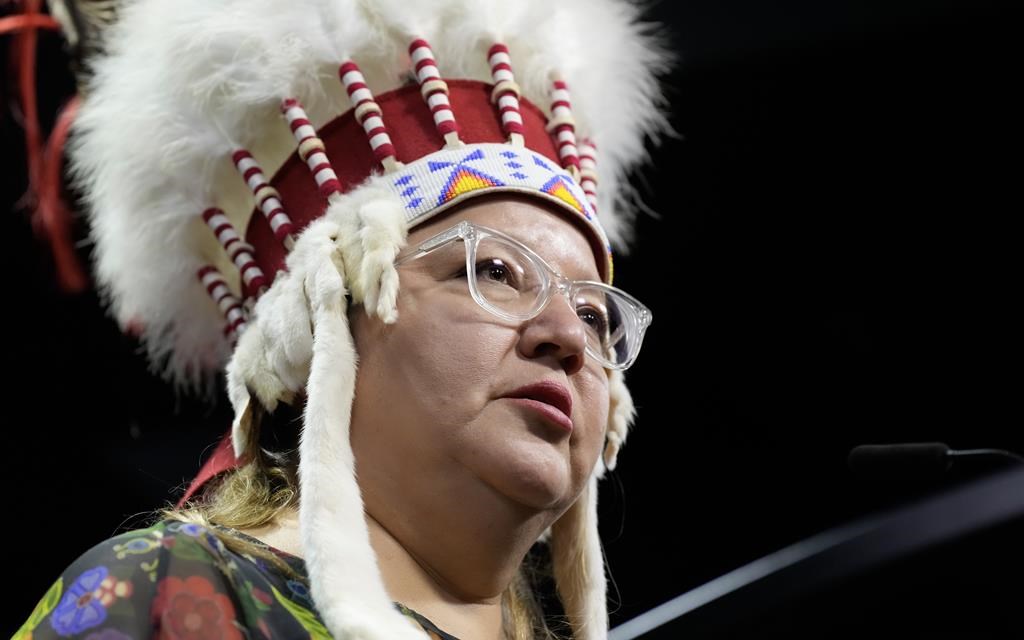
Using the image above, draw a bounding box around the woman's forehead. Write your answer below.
[409,196,603,280]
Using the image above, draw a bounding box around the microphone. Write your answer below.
[849,443,1024,478]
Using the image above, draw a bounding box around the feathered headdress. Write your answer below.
[68,0,669,637]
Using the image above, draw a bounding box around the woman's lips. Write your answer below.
[505,397,574,433]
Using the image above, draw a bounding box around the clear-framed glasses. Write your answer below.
[394,220,652,370]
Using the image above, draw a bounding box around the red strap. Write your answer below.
[39,96,88,292]
[176,428,240,508]
[0,14,60,34]
[5,3,88,292]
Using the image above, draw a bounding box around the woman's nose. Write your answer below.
[517,293,587,375]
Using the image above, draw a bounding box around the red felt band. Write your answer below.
[176,432,237,508]
[242,80,561,302]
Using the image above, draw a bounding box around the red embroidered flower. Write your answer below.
[152,575,242,640]
[96,575,134,607]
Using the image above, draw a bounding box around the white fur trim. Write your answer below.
[297,219,427,639]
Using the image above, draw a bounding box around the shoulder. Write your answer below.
[15,519,248,640]
[62,518,237,586]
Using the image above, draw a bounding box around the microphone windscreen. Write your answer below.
[848,442,952,477]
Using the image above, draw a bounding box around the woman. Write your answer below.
[16,0,668,638]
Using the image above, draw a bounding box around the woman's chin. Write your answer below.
[478,447,574,512]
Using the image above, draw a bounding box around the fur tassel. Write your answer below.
[600,367,636,476]
[551,474,608,639]
[328,179,408,324]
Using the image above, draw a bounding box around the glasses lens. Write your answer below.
[575,284,644,368]
[469,232,651,370]
[472,236,546,316]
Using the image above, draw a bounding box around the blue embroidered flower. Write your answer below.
[50,567,108,635]
[122,538,151,553]
[166,520,205,538]
[177,523,205,537]
[286,579,315,608]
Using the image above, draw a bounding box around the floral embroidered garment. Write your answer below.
[15,519,459,639]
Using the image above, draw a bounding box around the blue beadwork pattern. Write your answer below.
[386,143,612,281]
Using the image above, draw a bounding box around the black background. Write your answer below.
[4,0,1018,636]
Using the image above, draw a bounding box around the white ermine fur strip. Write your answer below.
[298,217,428,639]
[551,474,609,640]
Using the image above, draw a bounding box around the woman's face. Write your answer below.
[348,195,609,524]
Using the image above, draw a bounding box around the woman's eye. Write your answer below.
[476,259,515,285]
[578,306,609,336]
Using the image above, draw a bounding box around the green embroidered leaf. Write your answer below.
[239,579,273,614]
[142,558,160,582]
[272,584,333,639]
[15,576,62,639]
